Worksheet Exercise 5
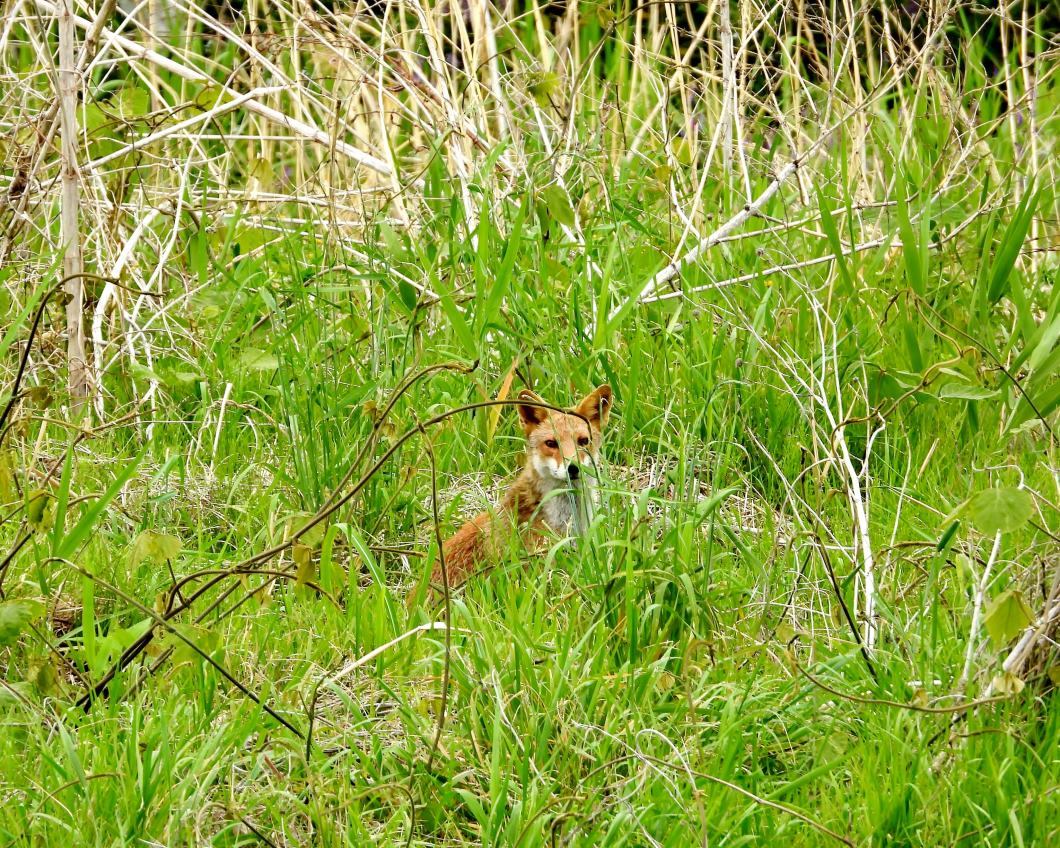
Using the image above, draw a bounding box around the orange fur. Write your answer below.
[431,385,612,591]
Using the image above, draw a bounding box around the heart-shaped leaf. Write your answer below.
[964,488,1033,535]
[984,589,1034,648]
[130,530,182,567]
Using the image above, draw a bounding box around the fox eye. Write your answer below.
[544,439,559,449]
[577,436,590,446]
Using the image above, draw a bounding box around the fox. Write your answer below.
[430,384,613,591]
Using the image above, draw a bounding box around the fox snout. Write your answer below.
[533,451,590,483]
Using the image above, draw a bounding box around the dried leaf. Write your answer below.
[487,359,519,442]
[991,671,1025,696]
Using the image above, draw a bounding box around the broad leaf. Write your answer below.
[984,589,1033,648]
[541,185,575,228]
[0,600,44,646]
[293,543,315,591]
[240,348,279,371]
[285,513,326,548]
[26,489,53,530]
[965,488,1033,535]
[938,382,998,400]
[27,655,58,696]
[130,530,182,567]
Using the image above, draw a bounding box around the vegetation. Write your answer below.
[0,1,1057,844]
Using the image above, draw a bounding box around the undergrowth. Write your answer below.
[0,2,1058,846]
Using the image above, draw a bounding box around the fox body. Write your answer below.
[432,385,613,589]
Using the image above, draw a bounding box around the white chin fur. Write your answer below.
[532,455,567,481]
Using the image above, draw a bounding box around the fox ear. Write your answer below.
[517,390,547,429]
[576,384,612,429]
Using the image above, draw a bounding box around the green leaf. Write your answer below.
[56,450,144,560]
[964,487,1033,535]
[527,70,560,105]
[0,600,44,646]
[1024,312,1060,373]
[0,284,47,362]
[397,279,419,312]
[541,185,575,229]
[481,199,526,331]
[293,543,315,593]
[27,655,59,696]
[936,520,960,552]
[169,371,203,386]
[694,487,738,523]
[0,681,33,708]
[670,137,694,167]
[51,442,76,553]
[435,282,477,359]
[26,489,53,530]
[816,189,854,292]
[896,182,925,295]
[239,349,279,371]
[129,530,182,567]
[0,451,15,504]
[1008,372,1060,432]
[902,322,923,372]
[129,361,164,383]
[984,590,1034,648]
[986,183,1039,304]
[938,382,999,400]
[168,622,220,666]
[286,513,326,548]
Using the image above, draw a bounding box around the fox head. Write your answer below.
[516,385,612,483]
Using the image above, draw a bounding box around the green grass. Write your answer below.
[1,2,1058,845]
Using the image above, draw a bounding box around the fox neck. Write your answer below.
[505,462,597,536]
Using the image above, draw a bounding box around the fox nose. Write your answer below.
[567,463,580,480]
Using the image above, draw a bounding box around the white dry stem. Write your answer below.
[322,622,452,691]
[958,531,1003,694]
[34,0,393,177]
[57,0,88,413]
[211,382,233,465]
[1000,602,1060,679]
[642,193,993,305]
[716,273,883,652]
[614,153,804,318]
[618,12,952,318]
[719,0,734,177]
[808,298,879,652]
[83,85,285,173]
[92,203,164,419]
